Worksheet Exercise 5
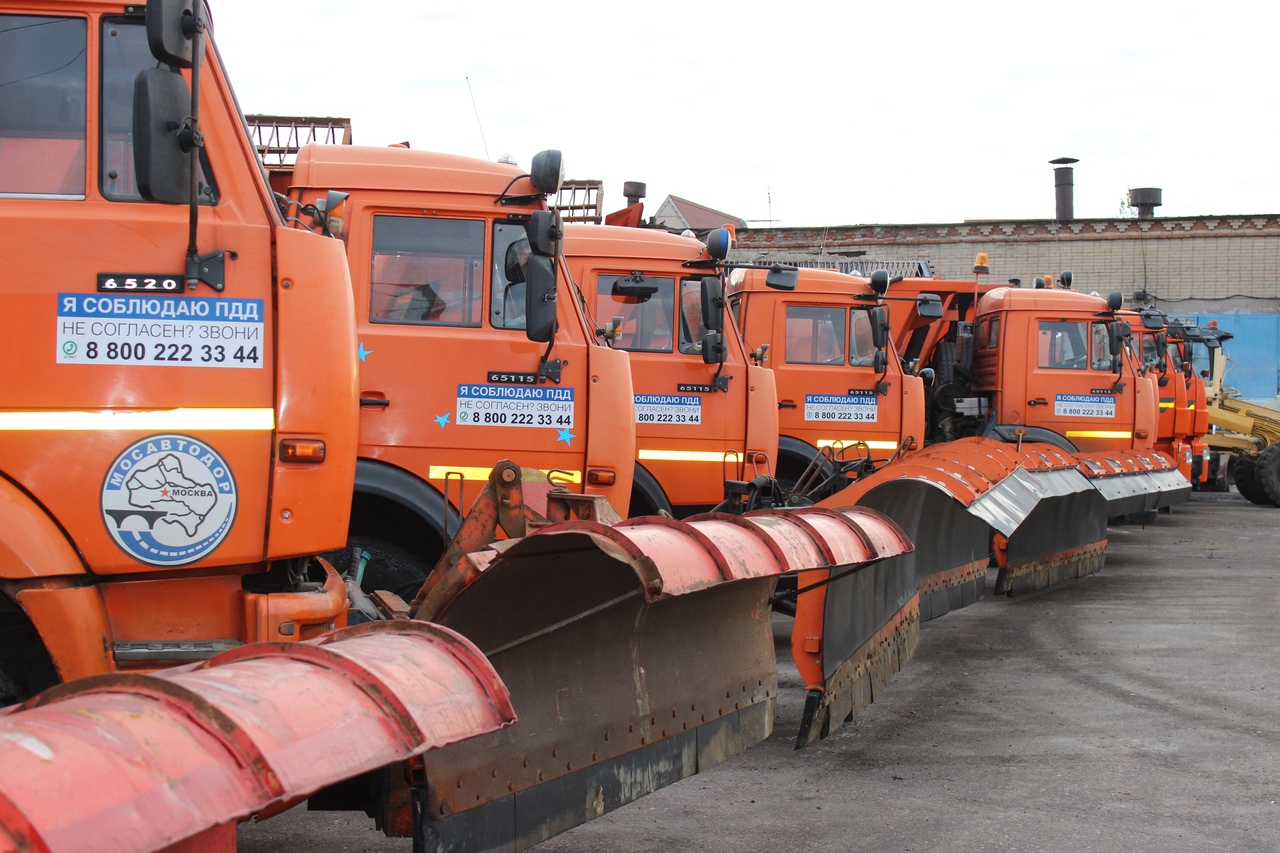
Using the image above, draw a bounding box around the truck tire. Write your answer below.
[1232,455,1274,506]
[629,464,673,518]
[1256,443,1280,506]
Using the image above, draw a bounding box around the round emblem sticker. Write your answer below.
[102,434,237,566]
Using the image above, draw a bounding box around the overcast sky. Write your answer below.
[209,1,1278,227]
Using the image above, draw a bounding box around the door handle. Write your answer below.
[1027,398,1047,407]
[778,400,797,410]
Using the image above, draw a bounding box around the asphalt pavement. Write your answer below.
[240,492,1279,852]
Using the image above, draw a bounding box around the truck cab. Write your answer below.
[728,266,926,499]
[281,144,635,588]
[562,223,777,515]
[0,2,357,700]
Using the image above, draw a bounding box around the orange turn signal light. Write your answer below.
[586,469,616,486]
[279,439,326,463]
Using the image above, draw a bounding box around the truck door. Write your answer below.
[1025,319,1134,451]
[349,210,589,499]
[1,11,276,573]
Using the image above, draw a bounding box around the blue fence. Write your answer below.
[1169,312,1279,401]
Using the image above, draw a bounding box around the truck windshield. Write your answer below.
[0,15,86,198]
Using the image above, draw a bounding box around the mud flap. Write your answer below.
[412,508,912,849]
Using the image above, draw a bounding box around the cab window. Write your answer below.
[99,17,217,202]
[786,306,845,365]
[597,274,675,353]
[0,15,86,198]
[849,310,876,366]
[1038,320,1089,369]
[490,221,529,330]
[1090,321,1115,371]
[678,278,709,355]
[369,215,484,326]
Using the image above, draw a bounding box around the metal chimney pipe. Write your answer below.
[1049,157,1078,221]
[1128,187,1163,219]
[622,181,647,207]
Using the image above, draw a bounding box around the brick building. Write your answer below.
[732,215,1280,401]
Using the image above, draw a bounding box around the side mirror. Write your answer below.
[873,350,889,373]
[529,150,564,194]
[870,305,889,350]
[916,293,944,320]
[705,228,732,261]
[133,68,193,205]
[700,276,724,333]
[1140,309,1166,331]
[524,255,557,343]
[312,190,349,237]
[764,266,798,291]
[146,0,202,68]
[527,209,562,256]
[701,332,727,365]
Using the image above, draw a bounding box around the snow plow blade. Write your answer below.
[822,437,1107,616]
[409,504,911,850]
[0,621,513,853]
[1074,449,1192,519]
[778,507,917,749]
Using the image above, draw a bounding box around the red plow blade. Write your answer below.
[410,506,912,849]
[0,622,513,853]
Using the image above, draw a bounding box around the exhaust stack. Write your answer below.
[1129,187,1163,219]
[1050,157,1078,221]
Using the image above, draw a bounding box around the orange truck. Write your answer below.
[0,0,359,704]
[560,222,778,515]
[268,141,636,595]
[728,261,1197,613]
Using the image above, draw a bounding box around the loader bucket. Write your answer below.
[1074,448,1191,519]
[411,507,911,851]
[0,621,513,853]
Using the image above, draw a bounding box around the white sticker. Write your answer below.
[57,293,265,368]
[634,394,702,425]
[804,393,878,422]
[102,434,237,567]
[1054,393,1117,418]
[456,384,575,428]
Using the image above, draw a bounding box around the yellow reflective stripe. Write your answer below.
[1065,430,1133,440]
[637,449,742,463]
[817,439,899,450]
[1158,402,1175,409]
[428,465,582,484]
[0,408,275,431]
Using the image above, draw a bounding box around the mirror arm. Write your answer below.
[182,15,206,291]
[538,338,562,384]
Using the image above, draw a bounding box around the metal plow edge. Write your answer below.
[996,444,1109,596]
[0,621,514,853]
[1073,448,1192,520]
[411,506,911,850]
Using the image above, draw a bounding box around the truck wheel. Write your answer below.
[1256,443,1280,505]
[1232,456,1274,506]
[328,537,433,600]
